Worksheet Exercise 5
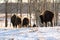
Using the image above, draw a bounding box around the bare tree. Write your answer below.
[28,0,31,27]
[53,0,57,26]
[5,0,8,27]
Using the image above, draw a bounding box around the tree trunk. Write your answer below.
[5,1,8,27]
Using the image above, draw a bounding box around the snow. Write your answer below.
[0,27,60,40]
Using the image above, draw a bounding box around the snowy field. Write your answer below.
[0,27,60,40]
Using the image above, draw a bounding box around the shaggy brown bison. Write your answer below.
[33,24,36,27]
[11,14,21,28]
[39,10,54,27]
[22,18,29,27]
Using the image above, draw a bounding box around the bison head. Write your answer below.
[39,15,43,24]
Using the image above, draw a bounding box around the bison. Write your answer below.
[33,24,36,27]
[11,14,21,28]
[22,18,29,27]
[39,10,54,27]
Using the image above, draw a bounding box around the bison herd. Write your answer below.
[11,10,54,27]
[11,14,29,28]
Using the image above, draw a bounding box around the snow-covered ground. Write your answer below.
[0,27,60,40]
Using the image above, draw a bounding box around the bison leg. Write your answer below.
[12,23,15,27]
[51,21,53,27]
[13,24,17,28]
[15,25,17,28]
[45,22,47,27]
[18,24,21,28]
[24,25,27,27]
[13,25,17,28]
